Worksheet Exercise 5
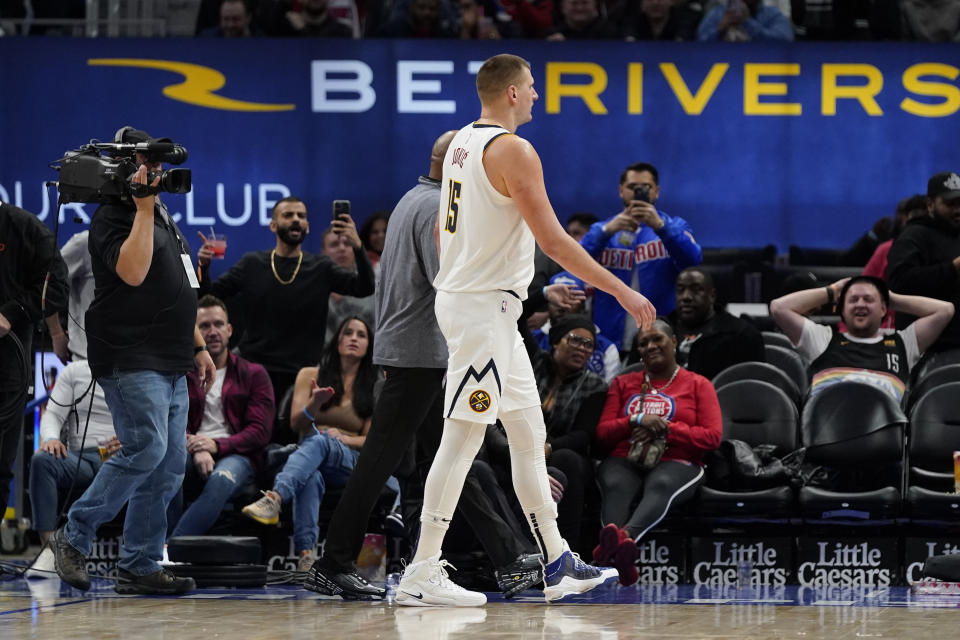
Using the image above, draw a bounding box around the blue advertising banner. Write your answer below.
[2,39,959,277]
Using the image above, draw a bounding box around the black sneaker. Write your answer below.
[115,568,196,595]
[304,562,385,601]
[496,553,544,598]
[50,527,90,591]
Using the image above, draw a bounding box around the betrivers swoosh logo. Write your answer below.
[88,58,295,112]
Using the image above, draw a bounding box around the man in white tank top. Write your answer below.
[397,53,656,607]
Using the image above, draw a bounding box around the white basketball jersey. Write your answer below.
[433,123,535,298]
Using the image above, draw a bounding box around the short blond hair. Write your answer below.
[476,54,531,103]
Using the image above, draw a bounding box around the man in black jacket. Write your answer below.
[887,171,960,355]
[669,267,765,381]
[0,202,68,520]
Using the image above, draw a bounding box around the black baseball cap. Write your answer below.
[927,172,960,200]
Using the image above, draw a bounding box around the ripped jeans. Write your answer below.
[170,454,255,537]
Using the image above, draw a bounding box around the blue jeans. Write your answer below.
[274,428,399,554]
[64,371,188,576]
[29,448,103,533]
[170,454,255,537]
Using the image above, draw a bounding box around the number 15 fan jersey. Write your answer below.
[433,123,535,298]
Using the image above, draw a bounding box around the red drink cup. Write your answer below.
[208,235,227,259]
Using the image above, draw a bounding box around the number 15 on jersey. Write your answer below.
[444,179,462,233]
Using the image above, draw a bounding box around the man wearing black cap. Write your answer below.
[50,126,216,595]
[770,275,953,403]
[887,171,960,355]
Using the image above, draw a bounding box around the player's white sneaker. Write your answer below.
[395,555,487,607]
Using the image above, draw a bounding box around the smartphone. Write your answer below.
[332,199,351,223]
[633,185,651,203]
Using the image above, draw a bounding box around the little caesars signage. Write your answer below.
[691,538,791,585]
[797,538,897,587]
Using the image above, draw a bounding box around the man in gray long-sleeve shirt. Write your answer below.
[305,131,542,600]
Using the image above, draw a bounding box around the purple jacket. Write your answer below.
[186,352,275,473]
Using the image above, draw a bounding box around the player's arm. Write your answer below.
[484,135,655,330]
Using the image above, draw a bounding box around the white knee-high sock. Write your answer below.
[411,417,487,564]
[499,406,565,563]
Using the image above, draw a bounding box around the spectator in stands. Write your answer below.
[546,0,619,38]
[770,275,953,403]
[259,0,354,36]
[669,266,765,381]
[696,0,794,41]
[457,0,504,38]
[324,227,375,344]
[498,0,555,36]
[379,0,459,36]
[533,273,621,381]
[242,316,395,571]
[618,0,700,40]
[26,360,117,578]
[197,196,375,434]
[887,172,960,357]
[359,211,389,272]
[863,194,927,331]
[169,296,274,539]
[594,319,721,586]
[580,162,702,351]
[199,0,257,36]
[900,0,960,41]
[566,212,598,242]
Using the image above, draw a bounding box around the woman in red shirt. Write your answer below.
[593,319,722,586]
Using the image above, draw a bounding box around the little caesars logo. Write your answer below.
[694,541,787,585]
[906,541,960,584]
[798,541,891,587]
[636,539,679,584]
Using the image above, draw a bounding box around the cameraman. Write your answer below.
[0,201,68,520]
[50,127,215,595]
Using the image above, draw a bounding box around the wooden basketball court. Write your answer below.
[3,576,959,639]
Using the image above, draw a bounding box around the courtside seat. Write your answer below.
[695,380,799,520]
[798,382,906,523]
[712,361,801,409]
[906,382,960,522]
[764,344,809,397]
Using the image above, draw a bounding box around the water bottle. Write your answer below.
[385,572,400,604]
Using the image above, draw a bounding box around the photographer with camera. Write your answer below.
[50,126,216,595]
[579,162,702,352]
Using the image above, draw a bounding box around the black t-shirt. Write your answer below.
[85,200,197,378]
[202,248,374,374]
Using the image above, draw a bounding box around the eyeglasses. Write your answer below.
[564,333,595,351]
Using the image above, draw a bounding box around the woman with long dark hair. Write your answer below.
[242,316,390,570]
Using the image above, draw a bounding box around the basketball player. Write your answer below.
[395,53,656,607]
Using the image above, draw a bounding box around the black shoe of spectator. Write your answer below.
[50,527,90,591]
[115,568,196,595]
[496,553,543,598]
[305,562,384,601]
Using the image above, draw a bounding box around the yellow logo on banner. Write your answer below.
[88,58,295,112]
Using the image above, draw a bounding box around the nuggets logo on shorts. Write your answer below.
[469,390,492,413]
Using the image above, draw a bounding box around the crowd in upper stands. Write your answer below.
[4,0,960,42]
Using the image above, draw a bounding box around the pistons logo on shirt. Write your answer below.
[625,393,676,421]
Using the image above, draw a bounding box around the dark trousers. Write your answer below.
[0,405,23,517]
[320,366,524,573]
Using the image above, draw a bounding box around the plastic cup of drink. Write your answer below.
[208,234,227,259]
[98,437,112,462]
[737,560,753,588]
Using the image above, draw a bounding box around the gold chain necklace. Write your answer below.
[270,249,303,285]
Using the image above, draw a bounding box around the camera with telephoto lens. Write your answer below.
[51,128,191,204]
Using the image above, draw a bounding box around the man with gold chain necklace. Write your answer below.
[197,197,374,441]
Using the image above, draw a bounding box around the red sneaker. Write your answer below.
[613,537,639,586]
[592,523,628,565]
